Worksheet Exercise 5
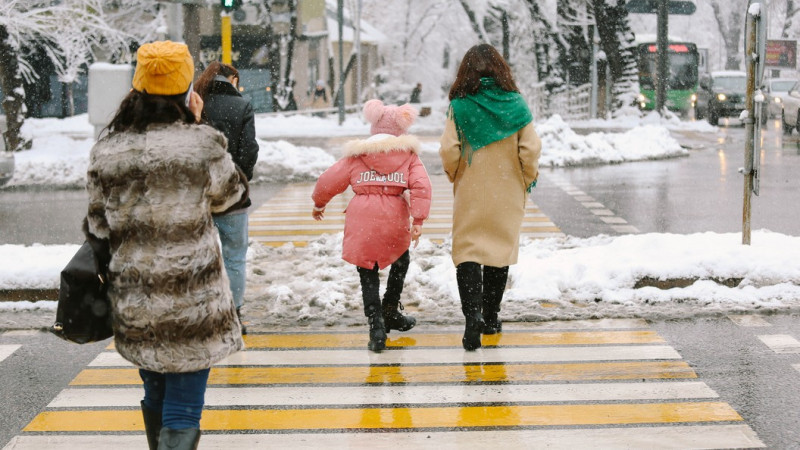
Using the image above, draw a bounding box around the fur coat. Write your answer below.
[85,122,246,373]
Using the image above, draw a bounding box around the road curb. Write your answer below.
[0,289,58,302]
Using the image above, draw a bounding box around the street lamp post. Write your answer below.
[337,0,345,125]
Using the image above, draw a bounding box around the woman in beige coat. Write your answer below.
[439,44,542,351]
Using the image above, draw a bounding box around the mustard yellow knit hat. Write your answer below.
[132,41,194,95]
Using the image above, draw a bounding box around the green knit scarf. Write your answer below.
[449,77,533,163]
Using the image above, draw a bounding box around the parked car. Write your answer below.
[764,78,797,118]
[695,71,748,126]
[780,81,800,135]
[0,115,15,187]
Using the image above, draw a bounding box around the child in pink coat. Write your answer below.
[312,99,432,352]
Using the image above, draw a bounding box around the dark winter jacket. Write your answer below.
[203,75,260,209]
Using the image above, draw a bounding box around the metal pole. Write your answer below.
[337,0,345,125]
[656,0,668,115]
[742,11,757,245]
[355,0,362,103]
[221,13,232,65]
[590,25,598,119]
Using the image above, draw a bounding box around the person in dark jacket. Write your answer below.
[195,61,260,334]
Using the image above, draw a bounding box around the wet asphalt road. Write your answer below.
[2,120,800,447]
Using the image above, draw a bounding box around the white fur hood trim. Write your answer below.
[343,134,421,157]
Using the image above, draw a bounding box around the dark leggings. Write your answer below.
[357,251,410,317]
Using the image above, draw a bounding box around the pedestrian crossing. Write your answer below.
[248,174,563,247]
[5,319,765,449]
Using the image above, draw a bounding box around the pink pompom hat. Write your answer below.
[363,99,419,136]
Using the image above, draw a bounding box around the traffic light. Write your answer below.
[220,0,241,12]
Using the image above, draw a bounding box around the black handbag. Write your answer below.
[50,236,113,344]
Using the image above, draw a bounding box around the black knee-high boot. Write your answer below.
[382,251,416,333]
[140,401,162,450]
[457,262,484,351]
[157,428,201,450]
[358,264,386,352]
[482,265,509,335]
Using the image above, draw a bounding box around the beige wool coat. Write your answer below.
[86,122,246,373]
[439,118,542,267]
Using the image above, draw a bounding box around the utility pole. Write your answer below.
[742,0,767,245]
[656,0,668,114]
[221,12,232,64]
[337,0,345,124]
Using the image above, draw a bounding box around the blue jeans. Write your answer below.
[213,212,248,309]
[140,368,210,429]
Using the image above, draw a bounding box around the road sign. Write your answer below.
[626,0,696,15]
[765,40,797,69]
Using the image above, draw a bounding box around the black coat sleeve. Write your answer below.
[234,102,259,181]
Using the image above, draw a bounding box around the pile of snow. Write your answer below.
[4,231,799,325]
[536,115,688,167]
[5,115,335,188]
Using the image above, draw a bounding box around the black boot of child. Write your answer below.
[359,264,388,352]
[382,251,416,333]
[457,262,484,351]
[482,265,509,335]
[367,313,387,352]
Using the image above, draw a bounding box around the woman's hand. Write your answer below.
[312,206,325,221]
[188,91,203,123]
[411,224,422,248]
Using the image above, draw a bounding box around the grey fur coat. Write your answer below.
[86,122,246,373]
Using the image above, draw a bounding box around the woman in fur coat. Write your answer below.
[312,100,432,352]
[439,44,542,351]
[85,41,247,450]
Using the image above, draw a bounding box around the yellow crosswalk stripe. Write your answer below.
[25,402,740,432]
[69,361,696,386]
[13,320,763,447]
[248,175,563,246]
[240,330,666,348]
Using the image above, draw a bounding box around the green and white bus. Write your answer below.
[635,36,700,116]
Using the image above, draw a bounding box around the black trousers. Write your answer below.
[456,262,509,316]
[357,251,410,317]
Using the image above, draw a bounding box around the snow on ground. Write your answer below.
[3,110,796,327]
[4,107,697,189]
[2,230,799,327]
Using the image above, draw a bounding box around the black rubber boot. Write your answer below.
[382,251,415,333]
[457,262,484,351]
[482,265,509,335]
[358,264,387,352]
[157,428,200,450]
[236,308,247,335]
[368,313,387,352]
[140,401,162,450]
[383,302,416,333]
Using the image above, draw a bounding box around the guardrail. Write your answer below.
[549,83,593,120]
[262,104,364,117]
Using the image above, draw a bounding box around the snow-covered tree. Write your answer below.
[593,0,639,116]
[0,0,160,152]
[709,0,746,70]
[362,0,475,100]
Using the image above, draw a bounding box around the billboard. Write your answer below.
[765,39,797,69]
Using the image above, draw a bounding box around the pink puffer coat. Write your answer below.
[312,134,432,269]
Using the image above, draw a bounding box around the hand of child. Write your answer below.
[411,224,422,248]
[312,207,325,221]
[188,91,203,123]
